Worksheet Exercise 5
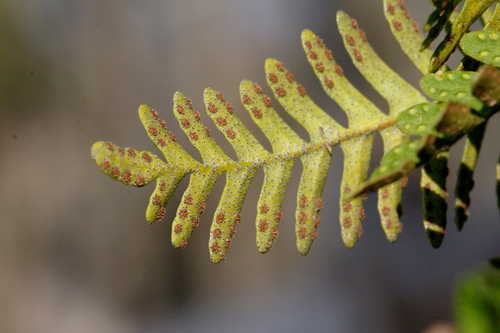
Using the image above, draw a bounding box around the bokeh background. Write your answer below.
[1,1,499,332]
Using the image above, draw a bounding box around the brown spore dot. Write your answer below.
[359,30,367,42]
[184,194,193,205]
[268,73,278,83]
[135,176,145,186]
[342,202,352,212]
[189,131,199,141]
[174,224,183,234]
[216,92,224,101]
[105,142,115,151]
[387,4,395,15]
[343,217,352,228]
[310,230,318,240]
[393,20,403,31]
[251,108,263,119]
[275,87,287,97]
[354,49,363,62]
[127,148,136,157]
[382,206,391,216]
[242,94,252,105]
[351,18,359,29]
[235,213,241,224]
[150,109,159,119]
[118,147,125,156]
[297,85,307,97]
[181,118,190,128]
[156,207,166,221]
[212,228,222,238]
[179,208,188,219]
[101,160,110,169]
[208,103,218,113]
[325,49,333,61]
[216,117,228,126]
[142,153,152,163]
[199,201,207,213]
[176,105,185,114]
[225,103,234,114]
[346,35,355,46]
[298,211,307,224]
[271,228,279,240]
[194,111,201,121]
[258,220,268,232]
[111,167,120,177]
[315,198,323,209]
[285,71,295,83]
[263,96,273,106]
[299,195,308,208]
[412,21,419,32]
[260,204,270,214]
[305,40,312,49]
[275,211,283,223]
[148,127,158,136]
[168,132,177,142]
[254,83,263,94]
[225,129,236,139]
[210,243,221,253]
[159,182,167,192]
[298,227,307,239]
[216,212,225,224]
[308,51,318,60]
[324,77,334,89]
[313,215,321,228]
[335,65,344,76]
[315,62,325,73]
[225,240,232,249]
[157,138,166,147]
[275,62,285,72]
[358,207,365,220]
[316,37,324,47]
[122,170,132,183]
[159,120,167,129]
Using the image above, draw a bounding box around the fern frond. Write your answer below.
[91,1,500,262]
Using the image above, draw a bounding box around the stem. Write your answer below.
[190,116,398,173]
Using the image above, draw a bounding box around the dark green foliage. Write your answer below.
[454,265,500,333]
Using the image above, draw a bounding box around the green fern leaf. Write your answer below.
[90,1,500,261]
[460,29,500,67]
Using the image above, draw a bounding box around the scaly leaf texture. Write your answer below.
[429,0,496,72]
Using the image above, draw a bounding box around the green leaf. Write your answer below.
[396,102,446,136]
[420,71,483,110]
[461,29,500,67]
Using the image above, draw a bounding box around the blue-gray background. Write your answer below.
[1,1,498,332]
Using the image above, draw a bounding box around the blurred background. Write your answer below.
[1,0,498,332]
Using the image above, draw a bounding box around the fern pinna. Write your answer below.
[91,0,500,263]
